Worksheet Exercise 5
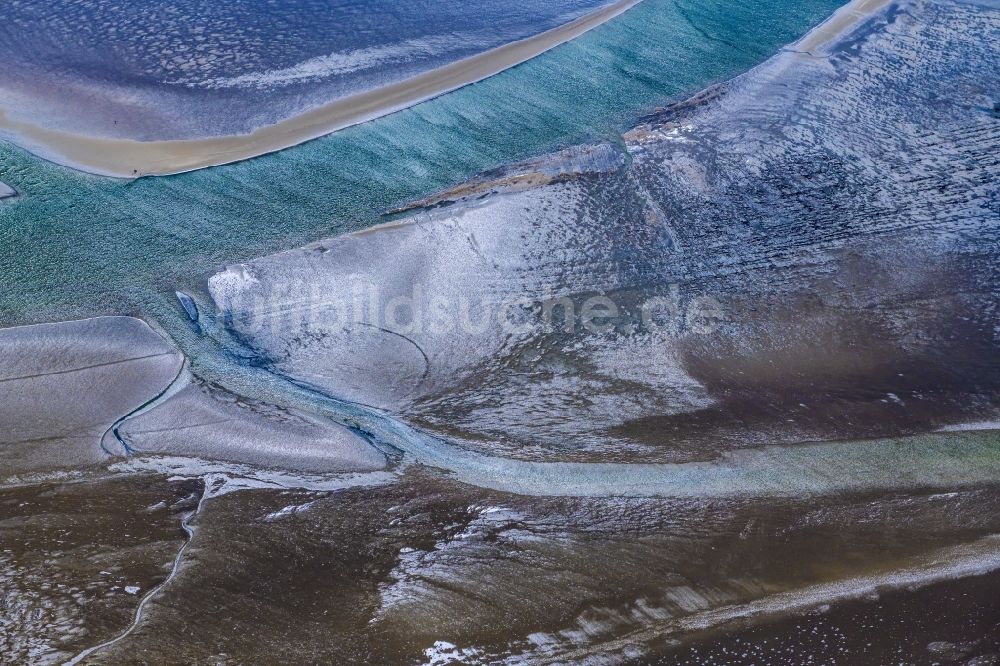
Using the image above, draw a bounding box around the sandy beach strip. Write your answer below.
[792,0,895,53]
[0,0,644,178]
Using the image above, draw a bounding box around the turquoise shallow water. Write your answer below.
[0,0,842,358]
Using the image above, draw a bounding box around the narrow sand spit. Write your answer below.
[792,0,894,53]
[0,0,643,177]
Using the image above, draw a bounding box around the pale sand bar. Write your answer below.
[120,380,386,473]
[793,0,894,53]
[0,316,385,481]
[0,0,644,177]
[0,317,183,479]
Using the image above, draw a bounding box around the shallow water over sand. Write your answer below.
[0,0,842,338]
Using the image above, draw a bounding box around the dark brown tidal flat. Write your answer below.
[645,571,1000,665]
[38,469,999,664]
[0,476,198,663]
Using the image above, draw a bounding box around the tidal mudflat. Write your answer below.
[1,0,999,663]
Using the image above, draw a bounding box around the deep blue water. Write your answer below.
[1,0,615,139]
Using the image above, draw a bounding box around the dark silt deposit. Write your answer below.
[644,570,1000,665]
[51,474,1000,663]
[2,0,1000,663]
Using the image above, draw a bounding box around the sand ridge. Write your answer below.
[0,0,645,177]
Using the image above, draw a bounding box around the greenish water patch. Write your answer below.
[0,0,842,356]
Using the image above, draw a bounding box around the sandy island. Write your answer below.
[0,0,645,178]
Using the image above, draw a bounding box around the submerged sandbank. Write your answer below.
[0,0,643,177]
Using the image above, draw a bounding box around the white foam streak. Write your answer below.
[192,35,457,90]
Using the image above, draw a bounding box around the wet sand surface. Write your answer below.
[119,379,386,474]
[47,470,1000,664]
[0,317,182,481]
[646,571,1000,665]
[207,0,1000,469]
[2,0,999,662]
[0,476,199,663]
